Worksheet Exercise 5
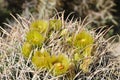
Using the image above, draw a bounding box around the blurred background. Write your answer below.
[0,0,120,38]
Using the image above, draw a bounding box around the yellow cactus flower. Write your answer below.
[60,29,68,36]
[22,42,33,58]
[73,30,94,49]
[83,47,93,57]
[32,50,51,69]
[30,20,49,33]
[26,30,45,46]
[73,30,94,71]
[80,58,92,73]
[73,45,93,61]
[66,36,73,45]
[50,54,70,76]
[74,53,84,61]
[49,19,62,30]
[73,30,94,58]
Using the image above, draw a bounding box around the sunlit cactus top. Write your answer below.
[21,19,95,77]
